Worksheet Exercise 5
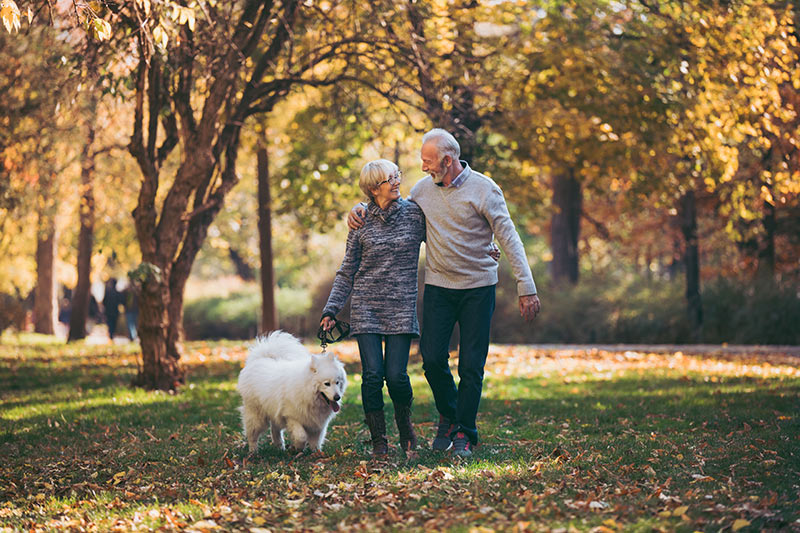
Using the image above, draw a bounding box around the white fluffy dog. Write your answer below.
[237,331,347,453]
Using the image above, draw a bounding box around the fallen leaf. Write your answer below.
[732,519,750,531]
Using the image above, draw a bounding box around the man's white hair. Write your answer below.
[422,128,461,160]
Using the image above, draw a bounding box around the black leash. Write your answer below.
[317,319,351,352]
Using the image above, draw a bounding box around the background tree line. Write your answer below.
[1,0,798,390]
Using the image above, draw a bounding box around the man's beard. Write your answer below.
[429,162,448,184]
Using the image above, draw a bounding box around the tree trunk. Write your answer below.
[133,276,184,390]
[167,270,188,364]
[756,200,775,280]
[229,248,255,281]
[257,146,278,332]
[68,74,98,342]
[551,170,582,284]
[678,190,703,334]
[33,219,57,335]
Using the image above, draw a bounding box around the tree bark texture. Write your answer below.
[257,146,278,333]
[132,278,184,390]
[229,248,255,281]
[551,170,582,284]
[756,199,776,280]
[33,218,57,335]
[678,190,703,333]
[68,54,99,342]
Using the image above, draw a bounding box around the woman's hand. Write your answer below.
[320,316,336,332]
[489,243,500,262]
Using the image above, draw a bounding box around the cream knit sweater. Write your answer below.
[409,165,536,296]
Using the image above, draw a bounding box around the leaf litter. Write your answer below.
[1,340,798,531]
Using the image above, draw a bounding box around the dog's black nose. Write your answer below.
[334,394,341,402]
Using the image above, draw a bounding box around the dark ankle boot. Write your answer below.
[393,403,418,452]
[364,410,388,456]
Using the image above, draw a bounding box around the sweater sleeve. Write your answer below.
[483,185,537,296]
[408,199,426,242]
[322,228,362,316]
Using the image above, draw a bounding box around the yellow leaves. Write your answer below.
[732,519,751,531]
[153,24,168,49]
[689,35,707,48]
[90,18,112,41]
[136,0,151,17]
[1,0,20,33]
[759,185,774,205]
[171,5,196,32]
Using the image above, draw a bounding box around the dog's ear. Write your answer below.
[310,355,318,373]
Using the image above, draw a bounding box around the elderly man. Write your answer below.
[349,128,540,457]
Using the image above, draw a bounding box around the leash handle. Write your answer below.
[317,318,351,352]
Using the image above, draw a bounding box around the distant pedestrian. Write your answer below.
[102,278,122,340]
[123,281,139,341]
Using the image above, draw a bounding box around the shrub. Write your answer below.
[188,267,799,345]
[183,287,316,340]
[183,291,260,340]
[0,293,26,336]
[701,278,800,345]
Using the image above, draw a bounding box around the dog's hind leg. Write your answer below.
[242,405,267,453]
[270,420,285,450]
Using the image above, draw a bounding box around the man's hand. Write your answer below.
[347,204,367,230]
[320,316,336,332]
[519,294,540,321]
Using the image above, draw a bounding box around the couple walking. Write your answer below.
[321,128,540,458]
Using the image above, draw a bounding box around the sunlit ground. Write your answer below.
[1,338,798,532]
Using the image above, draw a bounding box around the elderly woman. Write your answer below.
[321,159,426,457]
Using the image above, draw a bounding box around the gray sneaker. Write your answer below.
[431,416,455,451]
[452,432,473,458]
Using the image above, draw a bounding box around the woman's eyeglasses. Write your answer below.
[377,171,402,187]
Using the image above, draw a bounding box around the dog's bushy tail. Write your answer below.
[246,330,307,363]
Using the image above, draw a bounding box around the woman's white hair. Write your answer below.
[359,159,398,200]
[422,128,461,161]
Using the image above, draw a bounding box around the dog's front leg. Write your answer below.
[306,427,323,451]
[285,420,308,451]
[270,421,285,450]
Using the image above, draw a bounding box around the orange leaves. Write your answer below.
[0,0,20,33]
[482,344,800,382]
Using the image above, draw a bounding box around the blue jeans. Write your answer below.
[125,311,138,341]
[356,334,414,414]
[420,284,496,445]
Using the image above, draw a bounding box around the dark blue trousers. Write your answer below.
[420,284,496,445]
[355,334,414,414]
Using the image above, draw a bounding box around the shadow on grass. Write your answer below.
[2,345,799,532]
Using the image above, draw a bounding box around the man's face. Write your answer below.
[421,142,449,184]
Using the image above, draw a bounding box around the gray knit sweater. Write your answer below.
[322,198,426,336]
[409,164,537,295]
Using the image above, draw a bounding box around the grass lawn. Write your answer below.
[1,334,799,532]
